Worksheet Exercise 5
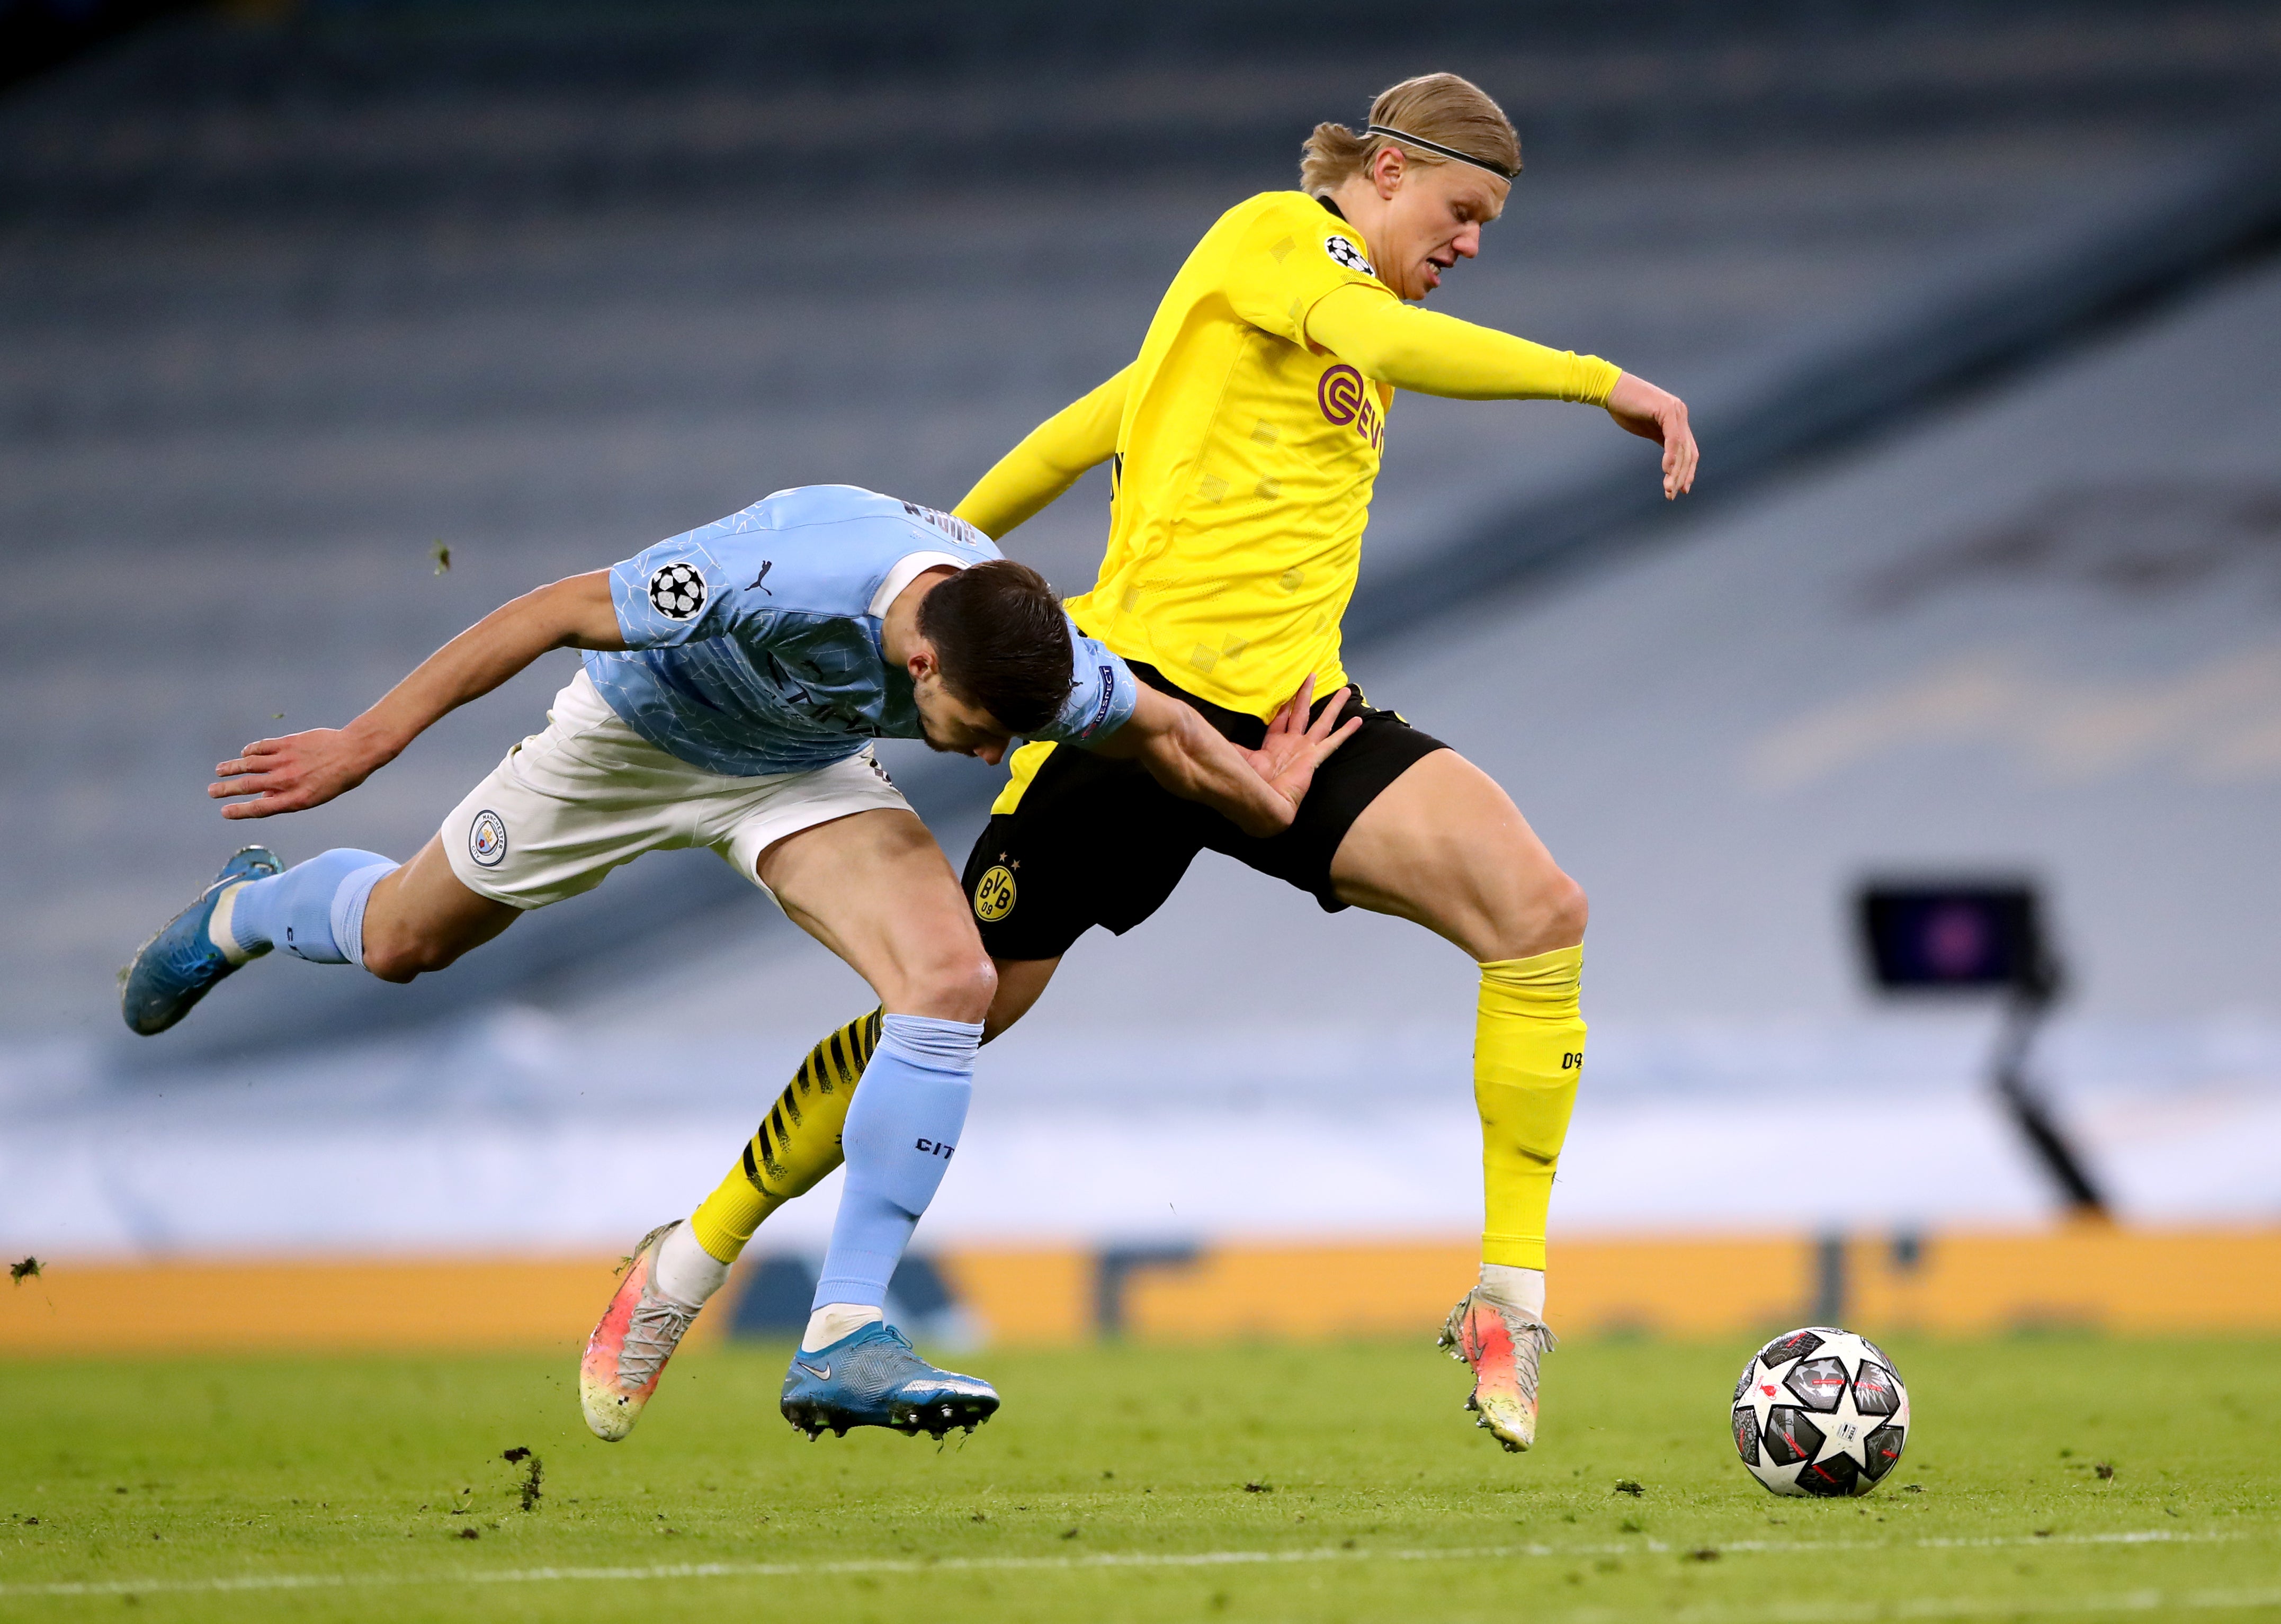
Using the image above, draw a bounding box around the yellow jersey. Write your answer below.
[1060,191,1396,716]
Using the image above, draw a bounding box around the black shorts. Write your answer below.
[960,661,1450,961]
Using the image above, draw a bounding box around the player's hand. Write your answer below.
[1604,371,1698,499]
[1240,675,1363,820]
[209,728,389,819]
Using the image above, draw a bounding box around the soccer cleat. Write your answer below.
[1440,1287,1560,1453]
[119,847,283,1035]
[780,1321,999,1441]
[580,1222,704,1442]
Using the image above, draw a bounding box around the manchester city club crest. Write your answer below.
[469,810,508,867]
[1323,232,1374,276]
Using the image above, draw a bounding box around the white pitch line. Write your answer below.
[1628,1586,2281,1623]
[0,1527,2248,1602]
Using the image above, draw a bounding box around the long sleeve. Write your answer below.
[953,365,1133,540]
[1304,283,1621,405]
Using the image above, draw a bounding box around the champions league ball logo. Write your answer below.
[1323,232,1374,276]
[647,562,708,621]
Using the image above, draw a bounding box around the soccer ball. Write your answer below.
[1731,1326,1908,1497]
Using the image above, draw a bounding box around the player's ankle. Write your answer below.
[1478,1262,1545,1320]
[803,1303,883,1350]
[652,1220,731,1307]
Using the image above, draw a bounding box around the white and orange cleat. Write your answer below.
[1439,1287,1559,1452]
[581,1222,704,1442]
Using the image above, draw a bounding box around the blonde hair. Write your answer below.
[1301,73,1519,196]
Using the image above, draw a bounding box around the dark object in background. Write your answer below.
[1855,879,2106,1219]
[0,0,200,93]
[1859,882,2054,994]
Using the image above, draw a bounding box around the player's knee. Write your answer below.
[1490,868,1587,959]
[360,932,461,984]
[905,945,997,1025]
[1543,872,1589,947]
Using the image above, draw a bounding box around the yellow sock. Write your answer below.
[687,1008,881,1264]
[1475,947,1586,1272]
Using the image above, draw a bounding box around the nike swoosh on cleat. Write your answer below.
[794,1360,830,1379]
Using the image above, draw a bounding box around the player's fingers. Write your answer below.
[1283,674,1317,730]
[1308,687,1353,740]
[1316,715,1364,758]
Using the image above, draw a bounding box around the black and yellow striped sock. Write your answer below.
[687,1008,881,1264]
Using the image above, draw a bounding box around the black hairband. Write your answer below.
[1364,122,1516,181]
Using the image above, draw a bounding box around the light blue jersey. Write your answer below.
[583,484,1139,777]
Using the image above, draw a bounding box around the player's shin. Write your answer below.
[804,1012,979,1351]
[681,1008,880,1280]
[221,848,397,967]
[1474,945,1585,1278]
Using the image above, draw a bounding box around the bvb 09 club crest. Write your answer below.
[972,864,1017,922]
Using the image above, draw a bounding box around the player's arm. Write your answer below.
[210,571,627,819]
[1087,679,1359,839]
[953,364,1131,539]
[1306,283,1698,499]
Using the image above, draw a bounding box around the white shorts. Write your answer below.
[441,669,911,910]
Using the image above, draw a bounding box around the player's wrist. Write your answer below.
[339,714,410,771]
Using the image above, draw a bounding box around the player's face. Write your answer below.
[914,678,1015,765]
[1380,160,1507,301]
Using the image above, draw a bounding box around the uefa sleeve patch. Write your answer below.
[647,562,708,621]
[1323,233,1374,276]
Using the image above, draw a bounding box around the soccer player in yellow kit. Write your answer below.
[620,72,1698,1453]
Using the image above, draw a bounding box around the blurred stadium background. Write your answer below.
[4,0,2279,1352]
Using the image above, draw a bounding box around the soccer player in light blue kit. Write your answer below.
[121,484,1355,1443]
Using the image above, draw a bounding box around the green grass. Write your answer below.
[2,1336,2277,1622]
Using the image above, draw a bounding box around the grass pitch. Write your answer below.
[3,1335,2277,1622]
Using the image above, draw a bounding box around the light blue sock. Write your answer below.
[809,1012,981,1327]
[221,849,396,966]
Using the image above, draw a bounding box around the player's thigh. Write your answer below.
[361,836,524,982]
[756,807,994,1022]
[1327,749,1586,962]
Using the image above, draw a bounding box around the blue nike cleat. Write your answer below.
[780,1322,1000,1440]
[120,847,282,1036]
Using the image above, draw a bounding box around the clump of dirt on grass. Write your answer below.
[502,1447,542,1511]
